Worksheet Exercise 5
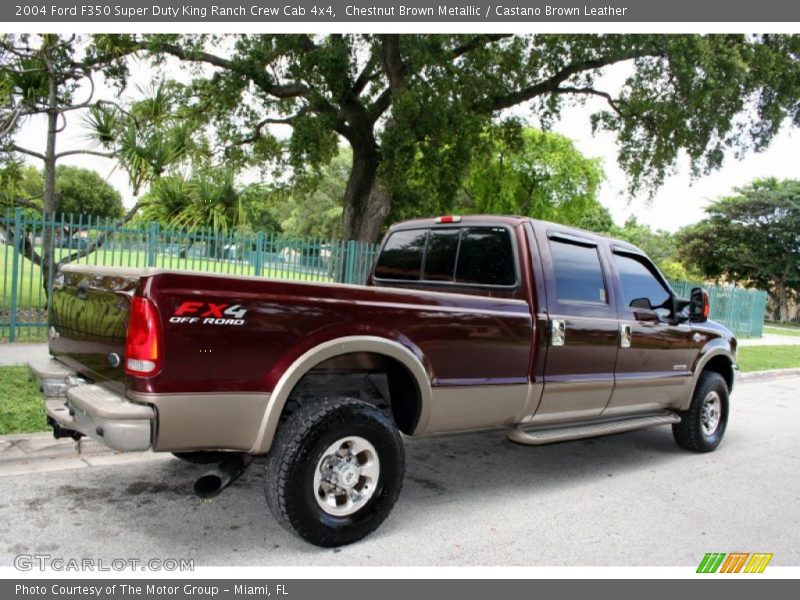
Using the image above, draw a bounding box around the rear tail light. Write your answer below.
[125,296,162,376]
[435,215,462,224]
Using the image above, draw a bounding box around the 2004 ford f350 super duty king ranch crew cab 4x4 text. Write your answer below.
[32,215,737,547]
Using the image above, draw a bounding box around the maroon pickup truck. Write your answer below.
[33,215,737,547]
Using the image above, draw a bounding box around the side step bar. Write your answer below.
[508,412,681,446]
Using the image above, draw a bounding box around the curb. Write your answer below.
[739,368,800,381]
[0,432,170,476]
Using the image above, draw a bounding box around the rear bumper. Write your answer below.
[68,385,154,451]
[32,359,154,452]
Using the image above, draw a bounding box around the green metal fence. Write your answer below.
[0,208,769,341]
[0,208,377,341]
[668,279,769,339]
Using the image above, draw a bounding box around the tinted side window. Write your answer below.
[423,229,460,281]
[374,229,428,280]
[455,227,516,286]
[549,239,607,303]
[614,253,671,308]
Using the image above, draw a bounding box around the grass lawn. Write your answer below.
[763,325,800,337]
[737,345,800,373]
[0,366,47,434]
[766,321,800,330]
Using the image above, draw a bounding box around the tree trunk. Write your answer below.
[40,47,60,295]
[342,144,392,243]
[775,279,789,322]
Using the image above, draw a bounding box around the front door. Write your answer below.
[531,233,620,424]
[604,249,697,415]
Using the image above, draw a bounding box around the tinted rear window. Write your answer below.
[373,229,427,280]
[375,225,516,287]
[423,229,460,281]
[455,227,516,286]
[549,239,607,303]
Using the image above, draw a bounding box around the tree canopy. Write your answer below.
[126,33,800,242]
[0,34,136,284]
[457,126,604,226]
[138,168,280,235]
[679,178,800,320]
[612,216,693,281]
[1,164,124,219]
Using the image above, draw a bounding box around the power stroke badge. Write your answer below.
[169,301,248,326]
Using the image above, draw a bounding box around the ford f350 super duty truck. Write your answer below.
[32,215,737,547]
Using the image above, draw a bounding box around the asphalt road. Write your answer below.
[1,376,798,567]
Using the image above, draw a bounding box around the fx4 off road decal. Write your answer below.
[169,301,248,326]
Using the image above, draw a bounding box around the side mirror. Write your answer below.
[629,297,652,310]
[629,297,659,322]
[689,287,710,322]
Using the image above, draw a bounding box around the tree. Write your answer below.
[138,168,280,236]
[679,179,800,320]
[56,166,124,219]
[84,80,201,212]
[133,34,800,242]
[270,150,349,239]
[162,169,244,236]
[613,217,692,280]
[0,34,134,285]
[2,164,124,219]
[456,126,604,225]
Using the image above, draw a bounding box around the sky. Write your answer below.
[9,46,800,233]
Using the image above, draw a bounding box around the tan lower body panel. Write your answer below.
[419,384,529,434]
[128,391,270,452]
[529,379,612,425]
[602,373,692,416]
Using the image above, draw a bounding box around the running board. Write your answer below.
[508,413,681,446]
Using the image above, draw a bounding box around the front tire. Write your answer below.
[265,397,405,547]
[673,371,729,452]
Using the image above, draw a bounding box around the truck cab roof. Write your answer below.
[386,214,643,255]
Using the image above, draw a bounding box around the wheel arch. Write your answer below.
[250,336,433,454]
[682,342,736,411]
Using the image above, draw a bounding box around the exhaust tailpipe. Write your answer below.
[193,453,253,498]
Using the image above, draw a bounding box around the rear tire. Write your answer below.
[265,397,405,547]
[673,371,729,452]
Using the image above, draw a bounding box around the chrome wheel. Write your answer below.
[701,391,722,436]
[313,436,380,517]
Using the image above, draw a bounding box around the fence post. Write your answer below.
[726,285,737,334]
[746,290,756,338]
[254,231,265,277]
[344,240,357,284]
[147,221,159,267]
[9,208,21,342]
[754,292,768,338]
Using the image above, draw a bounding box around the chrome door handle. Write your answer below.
[551,319,566,346]
[620,323,632,348]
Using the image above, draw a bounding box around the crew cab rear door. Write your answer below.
[529,230,620,424]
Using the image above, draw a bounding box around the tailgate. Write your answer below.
[49,265,156,390]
